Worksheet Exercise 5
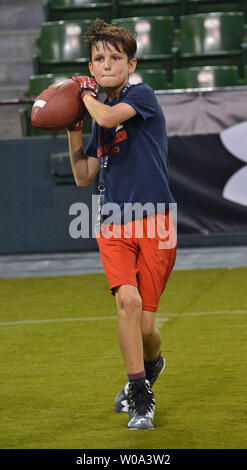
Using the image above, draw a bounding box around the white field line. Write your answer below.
[0,316,116,326]
[160,309,247,318]
[0,310,247,326]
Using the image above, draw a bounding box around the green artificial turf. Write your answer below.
[0,268,246,449]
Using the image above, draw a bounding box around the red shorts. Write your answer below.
[96,212,177,312]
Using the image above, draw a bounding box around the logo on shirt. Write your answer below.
[97,124,128,158]
[115,123,124,133]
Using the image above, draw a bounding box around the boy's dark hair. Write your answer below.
[85,19,137,62]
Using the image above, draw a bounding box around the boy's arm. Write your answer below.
[67,129,99,188]
[67,75,135,186]
[72,76,136,128]
[83,94,136,129]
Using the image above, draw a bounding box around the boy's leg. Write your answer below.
[141,309,162,362]
[115,284,155,430]
[115,309,165,414]
[141,310,166,388]
[115,286,162,374]
[115,213,176,415]
[115,284,144,374]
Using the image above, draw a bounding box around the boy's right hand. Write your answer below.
[72,76,99,101]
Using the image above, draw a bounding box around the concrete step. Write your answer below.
[0,30,39,62]
[0,85,27,100]
[1,0,44,6]
[0,60,33,88]
[0,1,44,139]
[0,31,39,88]
[0,1,44,30]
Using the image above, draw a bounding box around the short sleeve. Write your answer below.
[121,83,157,120]
[85,122,98,158]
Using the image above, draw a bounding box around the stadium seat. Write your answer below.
[184,0,246,15]
[129,69,168,90]
[44,0,115,22]
[176,12,245,74]
[20,73,92,136]
[112,17,175,80]
[117,1,180,26]
[25,73,73,97]
[243,65,247,84]
[172,66,240,89]
[33,20,93,75]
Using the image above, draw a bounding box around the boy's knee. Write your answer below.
[116,285,142,318]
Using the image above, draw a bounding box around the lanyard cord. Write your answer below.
[97,82,132,194]
[98,126,109,193]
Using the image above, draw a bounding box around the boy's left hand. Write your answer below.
[72,76,99,101]
[66,101,88,132]
[66,120,83,132]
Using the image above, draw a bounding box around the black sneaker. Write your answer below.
[114,355,165,413]
[145,354,165,388]
[127,380,155,429]
[114,382,129,413]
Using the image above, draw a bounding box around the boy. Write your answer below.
[67,19,177,430]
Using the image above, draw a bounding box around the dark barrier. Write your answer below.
[0,135,98,254]
[168,133,247,244]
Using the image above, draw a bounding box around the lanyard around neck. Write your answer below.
[97,82,131,194]
[98,127,109,193]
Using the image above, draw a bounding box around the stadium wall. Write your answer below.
[0,135,98,254]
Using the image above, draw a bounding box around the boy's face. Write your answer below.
[89,41,137,95]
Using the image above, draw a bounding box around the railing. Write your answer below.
[0,98,34,105]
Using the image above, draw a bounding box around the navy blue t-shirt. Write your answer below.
[86,83,175,223]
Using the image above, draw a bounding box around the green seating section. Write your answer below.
[112,17,175,81]
[43,1,247,22]
[129,69,168,89]
[33,20,93,75]
[43,1,247,23]
[25,73,74,97]
[112,17,175,60]
[44,0,116,22]
[172,65,239,88]
[22,2,247,136]
[243,65,247,84]
[184,1,246,16]
[177,12,245,71]
[33,13,246,78]
[117,1,180,26]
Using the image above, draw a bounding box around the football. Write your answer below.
[31,78,85,130]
